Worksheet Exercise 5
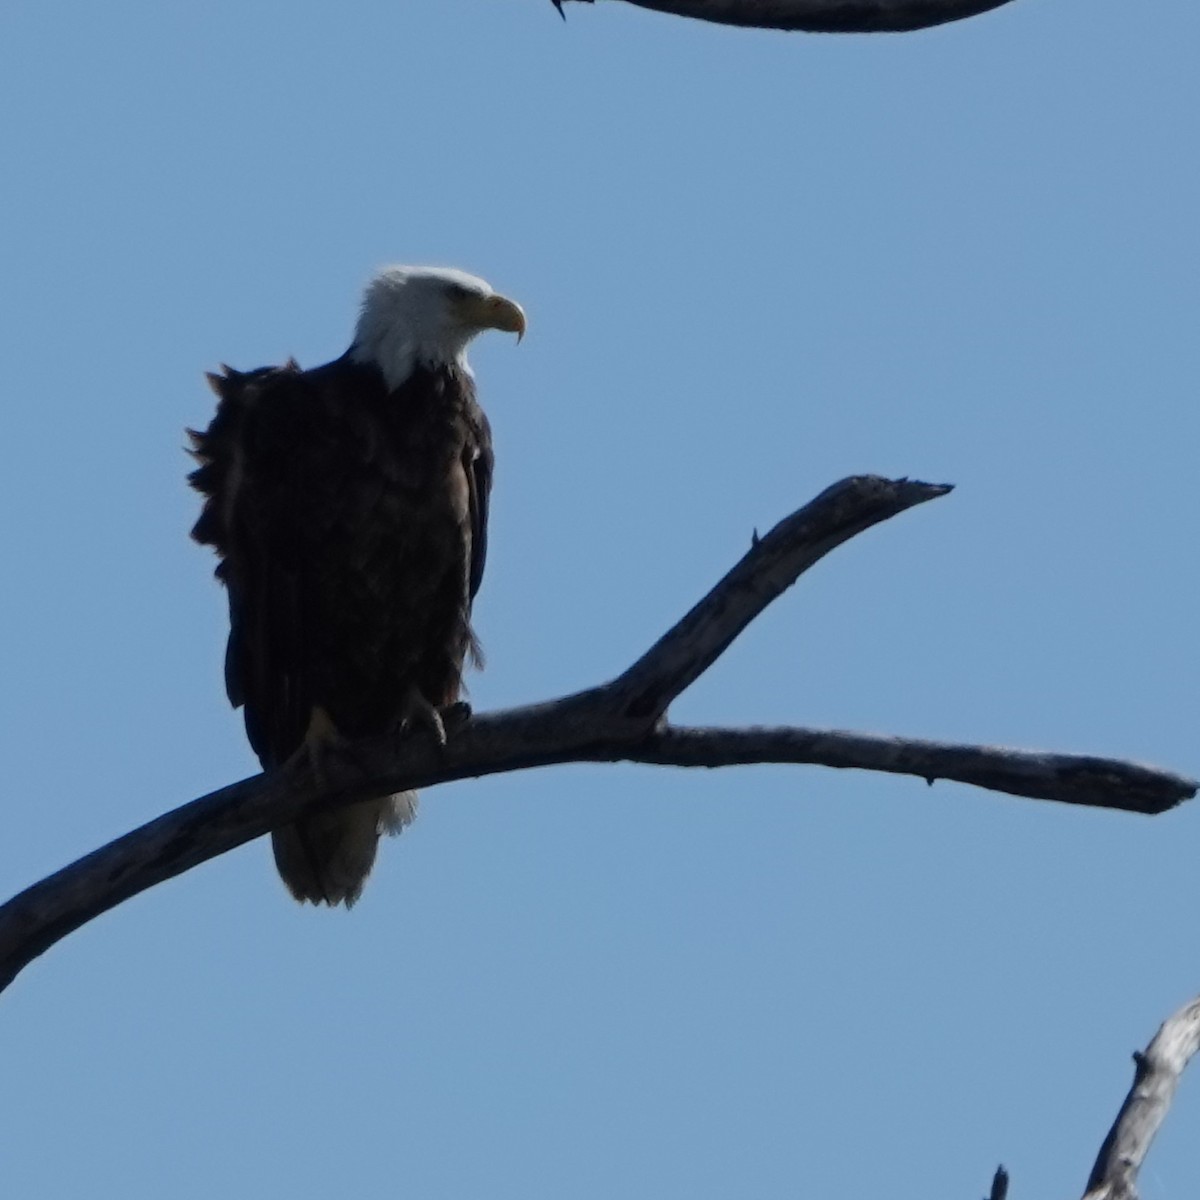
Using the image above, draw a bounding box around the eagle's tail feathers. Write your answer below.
[271,791,418,908]
[380,790,419,835]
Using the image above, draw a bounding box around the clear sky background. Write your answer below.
[1,1,1197,1196]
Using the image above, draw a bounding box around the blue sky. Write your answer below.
[0,0,1197,1195]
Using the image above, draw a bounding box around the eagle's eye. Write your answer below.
[444,282,473,301]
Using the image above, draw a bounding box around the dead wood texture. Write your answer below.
[985,996,1200,1199]
[1082,996,1200,1200]
[0,475,1193,996]
[552,0,1020,33]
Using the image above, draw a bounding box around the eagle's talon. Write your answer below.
[441,700,472,732]
[427,708,447,748]
[396,685,449,748]
[279,706,354,787]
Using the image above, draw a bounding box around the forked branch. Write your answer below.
[0,475,1192,995]
[551,0,1020,34]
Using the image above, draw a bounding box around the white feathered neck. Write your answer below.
[349,265,493,391]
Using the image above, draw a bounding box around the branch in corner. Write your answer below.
[1082,996,1200,1200]
[550,0,1020,35]
[0,475,1192,997]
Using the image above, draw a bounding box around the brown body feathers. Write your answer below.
[189,354,493,905]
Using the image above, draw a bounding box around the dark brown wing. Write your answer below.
[465,405,493,602]
[190,361,346,766]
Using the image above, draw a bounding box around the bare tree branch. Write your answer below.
[637,728,1194,813]
[0,476,1192,996]
[551,0,1020,34]
[1083,996,1200,1200]
[609,474,953,718]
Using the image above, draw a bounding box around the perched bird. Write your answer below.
[189,266,525,905]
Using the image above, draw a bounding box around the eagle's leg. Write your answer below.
[306,705,350,782]
[278,705,352,786]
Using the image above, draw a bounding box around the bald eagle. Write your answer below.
[189,267,525,906]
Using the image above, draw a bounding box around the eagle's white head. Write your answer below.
[350,265,526,391]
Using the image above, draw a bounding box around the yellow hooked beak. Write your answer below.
[463,292,526,342]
